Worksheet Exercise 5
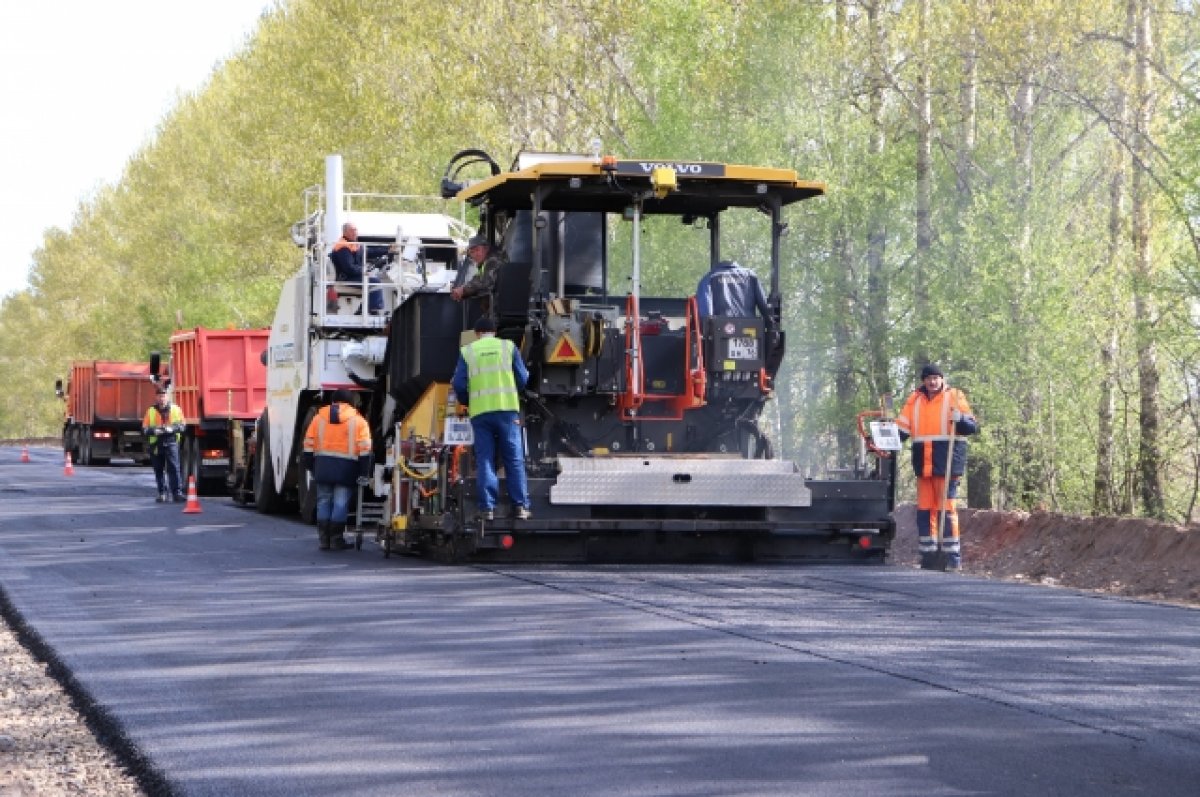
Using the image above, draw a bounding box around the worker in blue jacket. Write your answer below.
[696,260,774,326]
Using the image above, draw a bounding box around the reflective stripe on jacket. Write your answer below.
[303,402,372,486]
[462,336,521,416]
[143,404,184,445]
[895,387,976,478]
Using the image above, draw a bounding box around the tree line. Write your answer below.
[2,0,1198,521]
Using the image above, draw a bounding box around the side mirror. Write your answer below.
[54,379,64,399]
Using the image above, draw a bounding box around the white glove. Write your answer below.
[950,409,962,422]
[356,476,370,487]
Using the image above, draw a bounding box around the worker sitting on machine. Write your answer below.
[330,222,386,314]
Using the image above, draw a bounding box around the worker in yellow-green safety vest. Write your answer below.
[451,315,531,522]
[142,386,186,503]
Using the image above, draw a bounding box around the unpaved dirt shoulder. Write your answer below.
[894,504,1200,607]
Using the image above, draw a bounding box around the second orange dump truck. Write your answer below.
[153,327,269,495]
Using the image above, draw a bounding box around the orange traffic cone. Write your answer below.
[64,451,75,476]
[182,475,203,514]
[20,445,30,463]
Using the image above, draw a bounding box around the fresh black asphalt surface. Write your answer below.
[2,447,1199,796]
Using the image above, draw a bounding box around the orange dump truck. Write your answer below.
[56,361,157,466]
[156,327,269,495]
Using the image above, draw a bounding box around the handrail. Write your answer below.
[616,293,644,417]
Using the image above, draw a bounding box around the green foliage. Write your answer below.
[3,0,1200,521]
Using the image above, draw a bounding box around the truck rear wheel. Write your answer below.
[181,437,196,488]
[295,405,319,525]
[63,422,76,460]
[64,426,80,464]
[254,415,286,514]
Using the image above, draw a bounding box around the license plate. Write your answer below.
[728,337,758,359]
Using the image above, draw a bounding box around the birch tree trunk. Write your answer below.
[1093,0,1134,516]
[955,1,993,509]
[865,0,890,401]
[1130,0,1164,517]
[1010,65,1042,508]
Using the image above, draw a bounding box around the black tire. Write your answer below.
[181,436,196,487]
[79,427,91,467]
[294,405,320,524]
[253,414,286,514]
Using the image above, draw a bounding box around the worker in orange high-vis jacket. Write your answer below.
[894,364,979,572]
[302,389,372,550]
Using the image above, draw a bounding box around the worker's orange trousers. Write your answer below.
[916,476,960,561]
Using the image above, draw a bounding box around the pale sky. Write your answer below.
[0,1,276,298]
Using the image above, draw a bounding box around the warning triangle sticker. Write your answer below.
[550,334,584,363]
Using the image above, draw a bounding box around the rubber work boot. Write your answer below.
[317,522,331,551]
[919,552,940,571]
[329,522,350,550]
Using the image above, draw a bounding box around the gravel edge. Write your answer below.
[0,585,171,797]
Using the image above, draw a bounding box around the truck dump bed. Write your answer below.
[67,361,156,425]
[169,328,269,423]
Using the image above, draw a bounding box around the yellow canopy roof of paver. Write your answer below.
[457,156,825,216]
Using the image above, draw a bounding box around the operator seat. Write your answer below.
[324,257,363,315]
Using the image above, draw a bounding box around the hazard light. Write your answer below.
[500,534,514,550]
[92,430,112,439]
[858,535,873,549]
[651,166,677,199]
